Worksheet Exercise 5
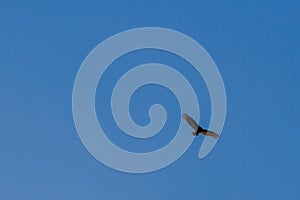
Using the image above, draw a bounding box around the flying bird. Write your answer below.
[182,114,219,139]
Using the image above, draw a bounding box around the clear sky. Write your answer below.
[1,0,299,199]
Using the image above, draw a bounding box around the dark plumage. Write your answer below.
[182,114,219,139]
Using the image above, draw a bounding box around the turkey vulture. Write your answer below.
[182,114,219,139]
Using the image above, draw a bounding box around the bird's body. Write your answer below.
[182,114,219,139]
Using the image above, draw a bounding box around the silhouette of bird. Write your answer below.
[182,114,219,139]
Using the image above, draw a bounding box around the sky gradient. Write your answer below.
[1,0,299,199]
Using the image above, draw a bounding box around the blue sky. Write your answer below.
[1,0,299,199]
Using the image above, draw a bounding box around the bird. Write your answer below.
[182,113,219,139]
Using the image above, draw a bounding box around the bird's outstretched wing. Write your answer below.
[183,113,220,139]
[206,130,219,139]
[182,114,199,131]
